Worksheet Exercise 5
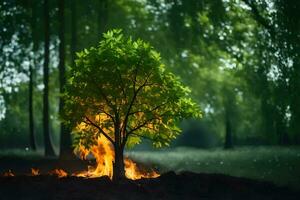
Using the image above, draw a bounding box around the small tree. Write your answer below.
[63,29,201,181]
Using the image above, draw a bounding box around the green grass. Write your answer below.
[127,146,300,189]
[0,148,44,159]
[2,146,300,189]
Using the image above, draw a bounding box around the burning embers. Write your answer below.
[1,136,159,180]
[74,135,159,180]
[3,170,14,177]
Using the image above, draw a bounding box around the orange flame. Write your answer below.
[124,159,159,180]
[49,169,68,178]
[3,170,14,177]
[74,135,159,180]
[31,168,40,176]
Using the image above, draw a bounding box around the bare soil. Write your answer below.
[0,171,299,200]
[0,157,299,200]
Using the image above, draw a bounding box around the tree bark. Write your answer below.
[276,114,290,145]
[29,0,37,151]
[224,108,233,149]
[29,52,36,150]
[113,144,125,181]
[58,0,72,158]
[112,115,126,181]
[43,0,55,156]
[71,0,77,67]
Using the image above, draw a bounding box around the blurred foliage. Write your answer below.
[0,0,299,149]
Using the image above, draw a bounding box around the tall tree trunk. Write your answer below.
[71,0,77,67]
[276,114,289,145]
[43,0,55,156]
[29,50,36,150]
[29,0,37,151]
[224,108,233,149]
[58,0,71,158]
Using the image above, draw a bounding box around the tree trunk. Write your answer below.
[43,0,55,156]
[113,144,125,182]
[276,116,289,145]
[112,119,126,182]
[29,0,37,151]
[29,55,36,150]
[71,0,77,67]
[58,0,72,159]
[224,109,233,149]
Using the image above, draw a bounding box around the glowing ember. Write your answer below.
[49,169,68,178]
[74,135,159,180]
[31,168,40,176]
[3,170,14,177]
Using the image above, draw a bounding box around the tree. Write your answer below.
[58,0,71,157]
[241,0,300,144]
[63,29,201,181]
[71,0,77,68]
[43,0,55,156]
[29,0,37,151]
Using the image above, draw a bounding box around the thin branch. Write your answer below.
[116,68,128,101]
[93,80,117,112]
[84,116,114,144]
[129,100,170,116]
[101,109,115,123]
[121,71,152,134]
[126,116,157,135]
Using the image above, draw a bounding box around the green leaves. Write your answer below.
[63,29,202,150]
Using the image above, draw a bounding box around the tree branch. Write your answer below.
[84,116,114,144]
[129,100,169,116]
[116,68,128,101]
[121,71,152,135]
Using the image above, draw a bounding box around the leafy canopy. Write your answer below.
[63,29,201,149]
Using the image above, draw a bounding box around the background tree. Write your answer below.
[58,0,71,157]
[63,30,201,181]
[43,0,55,156]
[29,0,37,151]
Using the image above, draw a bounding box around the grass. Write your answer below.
[2,146,300,189]
[127,146,300,189]
[0,148,44,159]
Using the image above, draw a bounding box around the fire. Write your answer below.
[124,159,159,180]
[3,170,14,177]
[74,135,159,180]
[31,168,40,176]
[75,134,114,178]
[49,169,68,178]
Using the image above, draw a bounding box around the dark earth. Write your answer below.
[0,157,299,200]
[1,172,300,200]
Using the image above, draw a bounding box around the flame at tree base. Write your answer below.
[74,135,159,180]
